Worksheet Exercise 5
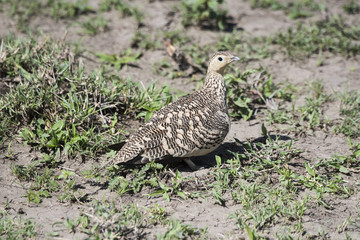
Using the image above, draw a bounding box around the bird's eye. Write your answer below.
[218,57,223,61]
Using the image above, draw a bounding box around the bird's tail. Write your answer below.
[94,142,127,174]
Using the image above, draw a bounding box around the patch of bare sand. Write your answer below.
[302,192,360,239]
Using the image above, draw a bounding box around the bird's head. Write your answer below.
[207,52,240,74]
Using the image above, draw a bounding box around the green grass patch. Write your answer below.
[343,1,360,15]
[79,15,108,35]
[0,35,172,155]
[297,79,331,129]
[0,34,175,202]
[100,0,143,25]
[161,30,191,46]
[105,161,195,202]
[210,133,307,237]
[59,200,205,239]
[0,0,92,31]
[95,48,142,70]
[0,210,37,239]
[208,128,358,237]
[180,0,229,30]
[269,16,360,58]
[250,0,326,19]
[217,31,272,60]
[132,32,161,50]
[158,219,206,239]
[225,68,292,120]
[334,89,360,137]
[315,139,360,175]
[267,79,331,131]
[10,154,85,204]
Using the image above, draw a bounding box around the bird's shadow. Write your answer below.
[177,134,292,171]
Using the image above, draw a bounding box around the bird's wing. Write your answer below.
[110,91,228,165]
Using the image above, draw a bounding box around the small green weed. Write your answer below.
[231,187,307,232]
[240,136,299,172]
[64,201,144,237]
[79,16,108,35]
[0,0,92,31]
[183,44,213,72]
[267,108,295,125]
[95,48,141,69]
[269,16,360,58]
[315,139,360,174]
[161,30,191,46]
[267,79,333,131]
[180,0,229,30]
[0,210,37,239]
[225,68,291,120]
[132,32,160,50]
[130,82,174,121]
[295,162,352,198]
[149,170,189,201]
[250,0,326,19]
[298,79,331,129]
[0,0,41,31]
[334,89,360,137]
[250,0,283,10]
[107,162,192,202]
[19,116,111,158]
[266,79,330,131]
[47,0,93,20]
[107,162,163,196]
[217,31,271,60]
[61,200,204,239]
[210,132,300,198]
[12,163,60,204]
[100,0,143,25]
[266,83,298,125]
[343,1,359,14]
[152,58,178,79]
[157,219,206,240]
[146,204,168,224]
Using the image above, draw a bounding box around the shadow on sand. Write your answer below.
[169,134,292,172]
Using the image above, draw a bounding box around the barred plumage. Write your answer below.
[108,52,240,169]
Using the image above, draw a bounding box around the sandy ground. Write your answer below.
[0,0,359,239]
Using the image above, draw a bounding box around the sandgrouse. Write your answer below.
[108,52,239,170]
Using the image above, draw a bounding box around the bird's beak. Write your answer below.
[231,56,240,62]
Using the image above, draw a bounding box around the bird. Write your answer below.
[106,51,240,170]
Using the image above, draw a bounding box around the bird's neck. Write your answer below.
[202,71,227,100]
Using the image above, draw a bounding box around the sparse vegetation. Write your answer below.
[298,79,332,129]
[100,0,144,25]
[217,31,271,60]
[0,210,37,239]
[180,0,229,30]
[250,0,326,19]
[0,35,171,158]
[58,200,205,239]
[1,0,360,239]
[224,67,292,120]
[79,15,108,35]
[0,0,93,31]
[343,1,360,15]
[95,48,142,69]
[334,89,360,137]
[269,16,360,58]
[132,32,160,50]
